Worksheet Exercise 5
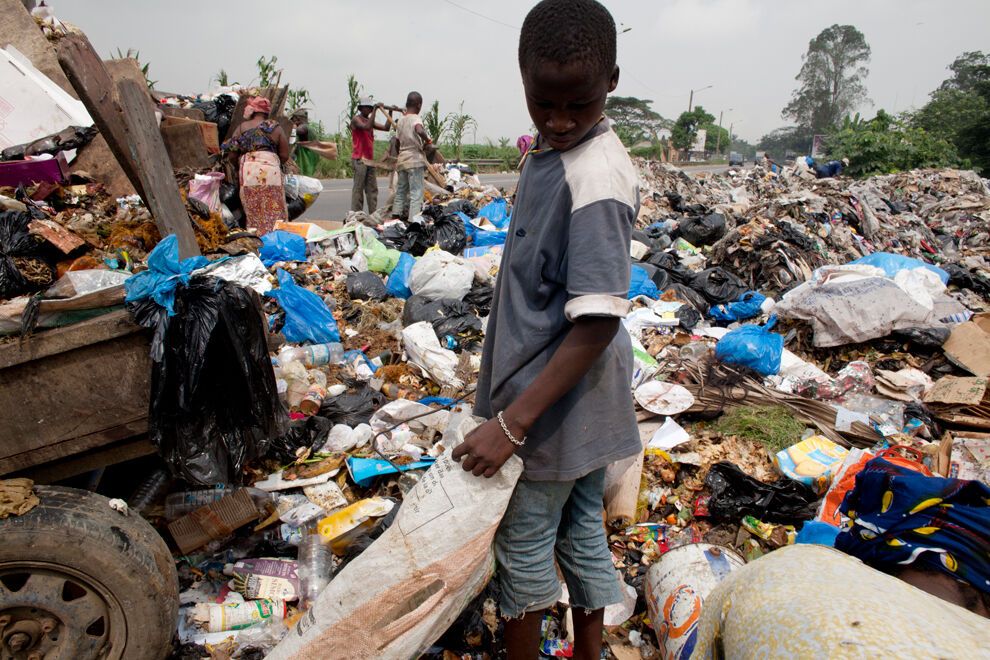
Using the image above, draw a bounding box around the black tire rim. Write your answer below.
[0,562,126,660]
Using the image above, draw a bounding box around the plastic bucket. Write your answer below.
[645,543,745,660]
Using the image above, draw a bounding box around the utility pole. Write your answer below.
[687,85,713,112]
[728,122,734,154]
[715,110,723,157]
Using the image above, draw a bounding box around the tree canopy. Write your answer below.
[826,110,958,177]
[605,96,669,146]
[912,51,990,175]
[757,126,814,160]
[671,106,714,151]
[783,24,871,134]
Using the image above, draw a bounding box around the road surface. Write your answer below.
[300,165,735,221]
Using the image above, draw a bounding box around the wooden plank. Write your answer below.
[12,436,155,483]
[116,78,201,259]
[0,309,142,369]
[224,95,248,142]
[161,122,211,170]
[0,418,149,476]
[105,58,158,113]
[161,106,207,122]
[56,33,146,198]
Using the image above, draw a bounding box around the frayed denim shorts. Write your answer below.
[494,467,622,618]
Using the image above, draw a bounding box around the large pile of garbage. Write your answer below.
[3,12,990,658]
[79,157,984,657]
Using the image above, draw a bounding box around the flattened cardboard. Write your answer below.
[925,376,989,406]
[943,313,990,377]
[168,488,258,555]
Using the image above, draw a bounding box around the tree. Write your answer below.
[422,100,448,145]
[213,69,231,87]
[783,24,871,134]
[757,126,814,160]
[913,51,990,175]
[671,106,714,151]
[446,101,477,161]
[604,96,669,146]
[702,123,729,153]
[340,74,362,138]
[825,110,958,177]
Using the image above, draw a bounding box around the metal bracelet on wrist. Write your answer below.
[497,411,525,447]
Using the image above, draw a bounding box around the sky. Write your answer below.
[59,0,990,144]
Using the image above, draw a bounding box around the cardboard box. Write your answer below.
[167,489,259,555]
[162,116,220,154]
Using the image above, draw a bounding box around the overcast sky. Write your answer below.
[60,0,989,143]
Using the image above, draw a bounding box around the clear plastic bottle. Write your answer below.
[129,468,170,514]
[164,486,230,520]
[280,342,345,367]
[296,530,333,610]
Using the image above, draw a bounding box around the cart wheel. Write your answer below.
[0,486,178,660]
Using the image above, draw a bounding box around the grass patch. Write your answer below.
[712,405,806,454]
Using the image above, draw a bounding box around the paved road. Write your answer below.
[300,166,733,221]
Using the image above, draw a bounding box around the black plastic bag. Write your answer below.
[679,213,727,247]
[434,215,467,254]
[445,199,477,218]
[0,210,45,299]
[676,305,702,330]
[689,267,748,305]
[286,195,306,220]
[704,461,818,524]
[662,282,710,314]
[1,125,97,161]
[463,282,494,318]
[220,182,241,211]
[403,295,482,343]
[319,386,387,427]
[650,267,671,291]
[380,222,409,251]
[945,263,990,297]
[127,276,288,486]
[643,250,693,283]
[402,221,435,256]
[893,326,951,349]
[666,191,707,215]
[346,271,387,301]
[269,416,332,463]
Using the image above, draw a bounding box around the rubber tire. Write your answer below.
[0,485,178,660]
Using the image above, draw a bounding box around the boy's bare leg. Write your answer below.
[572,607,605,660]
[505,610,545,659]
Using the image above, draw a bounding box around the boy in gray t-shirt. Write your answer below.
[452,0,641,656]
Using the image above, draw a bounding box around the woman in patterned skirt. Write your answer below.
[222,96,289,235]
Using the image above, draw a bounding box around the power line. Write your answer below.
[441,0,519,30]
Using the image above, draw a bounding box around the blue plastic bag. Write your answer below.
[266,269,340,344]
[456,212,477,240]
[629,264,660,300]
[346,456,436,488]
[124,234,209,316]
[849,252,948,284]
[473,229,508,247]
[385,251,416,299]
[259,230,307,267]
[476,198,510,229]
[715,316,783,376]
[710,291,767,323]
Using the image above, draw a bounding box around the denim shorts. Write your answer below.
[494,467,622,618]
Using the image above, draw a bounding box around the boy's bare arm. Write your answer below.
[453,316,620,477]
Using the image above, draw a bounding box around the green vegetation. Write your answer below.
[446,102,477,161]
[825,110,959,177]
[713,405,806,454]
[605,96,669,146]
[783,24,871,135]
[422,100,449,145]
[671,105,714,151]
[911,51,990,175]
[256,55,278,88]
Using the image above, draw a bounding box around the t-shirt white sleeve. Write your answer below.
[564,199,634,322]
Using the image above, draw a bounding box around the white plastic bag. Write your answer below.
[266,423,523,660]
[409,250,474,301]
[402,321,463,388]
[188,172,223,213]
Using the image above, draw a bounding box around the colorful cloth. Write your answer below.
[239,150,287,235]
[836,457,990,594]
[221,121,279,156]
[244,96,271,118]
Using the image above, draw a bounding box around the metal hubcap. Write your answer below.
[0,563,125,660]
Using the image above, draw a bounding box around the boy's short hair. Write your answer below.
[518,0,617,79]
[406,91,423,108]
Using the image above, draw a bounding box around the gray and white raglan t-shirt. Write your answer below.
[474,119,641,481]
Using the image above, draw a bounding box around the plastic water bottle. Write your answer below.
[281,342,345,367]
[129,469,170,514]
[297,531,333,609]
